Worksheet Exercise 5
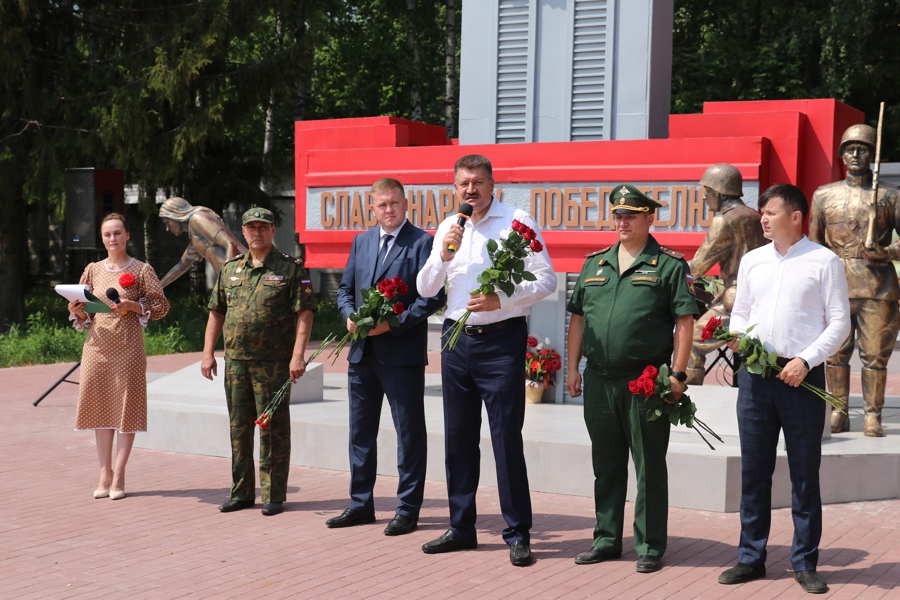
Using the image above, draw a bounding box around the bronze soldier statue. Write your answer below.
[158,197,247,288]
[810,124,900,437]
[686,164,769,385]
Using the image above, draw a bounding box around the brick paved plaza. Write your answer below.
[3,354,899,599]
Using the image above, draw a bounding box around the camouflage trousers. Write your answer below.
[224,358,291,503]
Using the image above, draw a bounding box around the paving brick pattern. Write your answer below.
[3,355,900,599]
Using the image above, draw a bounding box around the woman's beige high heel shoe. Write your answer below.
[109,489,125,500]
[93,486,110,499]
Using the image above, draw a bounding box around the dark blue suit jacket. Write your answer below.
[336,222,445,366]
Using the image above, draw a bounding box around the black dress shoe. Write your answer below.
[384,514,417,536]
[422,529,478,554]
[574,547,621,565]
[636,555,662,573]
[218,499,255,513]
[261,502,283,516]
[326,507,376,528]
[509,540,533,567]
[795,570,828,594]
[718,563,766,584]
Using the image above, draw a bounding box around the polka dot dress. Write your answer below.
[73,259,170,433]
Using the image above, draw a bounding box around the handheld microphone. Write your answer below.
[106,288,121,304]
[447,203,473,253]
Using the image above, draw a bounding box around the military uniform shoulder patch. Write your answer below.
[282,252,304,266]
[224,253,245,265]
[659,246,685,259]
[585,246,612,258]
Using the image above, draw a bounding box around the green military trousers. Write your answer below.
[583,369,671,557]
[224,358,291,503]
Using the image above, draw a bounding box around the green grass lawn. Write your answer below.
[0,289,345,368]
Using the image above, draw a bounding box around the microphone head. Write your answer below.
[459,203,474,217]
[105,288,120,302]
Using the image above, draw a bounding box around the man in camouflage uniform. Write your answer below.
[686,164,768,385]
[201,207,317,515]
[810,124,900,437]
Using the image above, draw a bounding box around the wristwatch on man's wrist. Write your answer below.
[671,371,688,383]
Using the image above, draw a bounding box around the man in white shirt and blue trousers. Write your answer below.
[416,154,557,567]
[719,184,851,594]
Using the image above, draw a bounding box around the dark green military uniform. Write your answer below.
[567,186,697,559]
[209,242,317,504]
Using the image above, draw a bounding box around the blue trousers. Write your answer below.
[736,366,826,571]
[441,318,532,544]
[347,356,427,518]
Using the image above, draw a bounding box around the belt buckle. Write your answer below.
[464,325,483,335]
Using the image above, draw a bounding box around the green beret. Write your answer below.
[242,207,275,225]
[609,184,662,214]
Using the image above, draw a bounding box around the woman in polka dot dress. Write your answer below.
[67,214,170,500]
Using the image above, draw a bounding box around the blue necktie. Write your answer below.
[374,234,393,282]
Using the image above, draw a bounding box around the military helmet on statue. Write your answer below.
[699,163,743,198]
[840,124,876,152]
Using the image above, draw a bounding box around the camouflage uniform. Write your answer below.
[209,246,317,502]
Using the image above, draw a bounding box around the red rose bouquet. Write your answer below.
[329,276,408,363]
[702,316,844,412]
[525,335,562,389]
[629,364,723,450]
[255,334,336,429]
[443,219,542,351]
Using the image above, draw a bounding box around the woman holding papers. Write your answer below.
[67,213,169,500]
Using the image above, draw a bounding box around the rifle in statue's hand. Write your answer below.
[865,101,885,250]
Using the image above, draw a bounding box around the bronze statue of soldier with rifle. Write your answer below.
[685,164,768,385]
[810,112,900,437]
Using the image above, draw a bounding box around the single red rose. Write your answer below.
[377,280,387,294]
[393,302,405,315]
[525,352,533,360]
[642,378,656,397]
[526,335,538,348]
[700,316,723,342]
[628,379,643,395]
[511,219,522,232]
[550,358,562,371]
[393,275,403,286]
[119,273,136,288]
[530,360,541,373]
[385,287,397,299]
[642,365,659,380]
[523,228,536,241]
[397,282,409,295]
[542,359,553,372]
[530,240,543,253]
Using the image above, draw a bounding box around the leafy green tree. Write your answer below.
[672,0,900,159]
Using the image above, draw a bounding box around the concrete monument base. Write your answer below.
[136,365,900,512]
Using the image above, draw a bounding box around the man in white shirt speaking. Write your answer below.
[719,184,850,594]
[417,154,557,567]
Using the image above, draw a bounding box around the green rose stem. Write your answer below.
[709,322,845,413]
[254,334,336,429]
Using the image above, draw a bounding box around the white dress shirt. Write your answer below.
[730,235,851,368]
[416,197,557,324]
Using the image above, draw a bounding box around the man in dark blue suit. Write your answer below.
[328,177,445,535]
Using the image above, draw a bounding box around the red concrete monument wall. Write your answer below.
[295,100,863,272]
